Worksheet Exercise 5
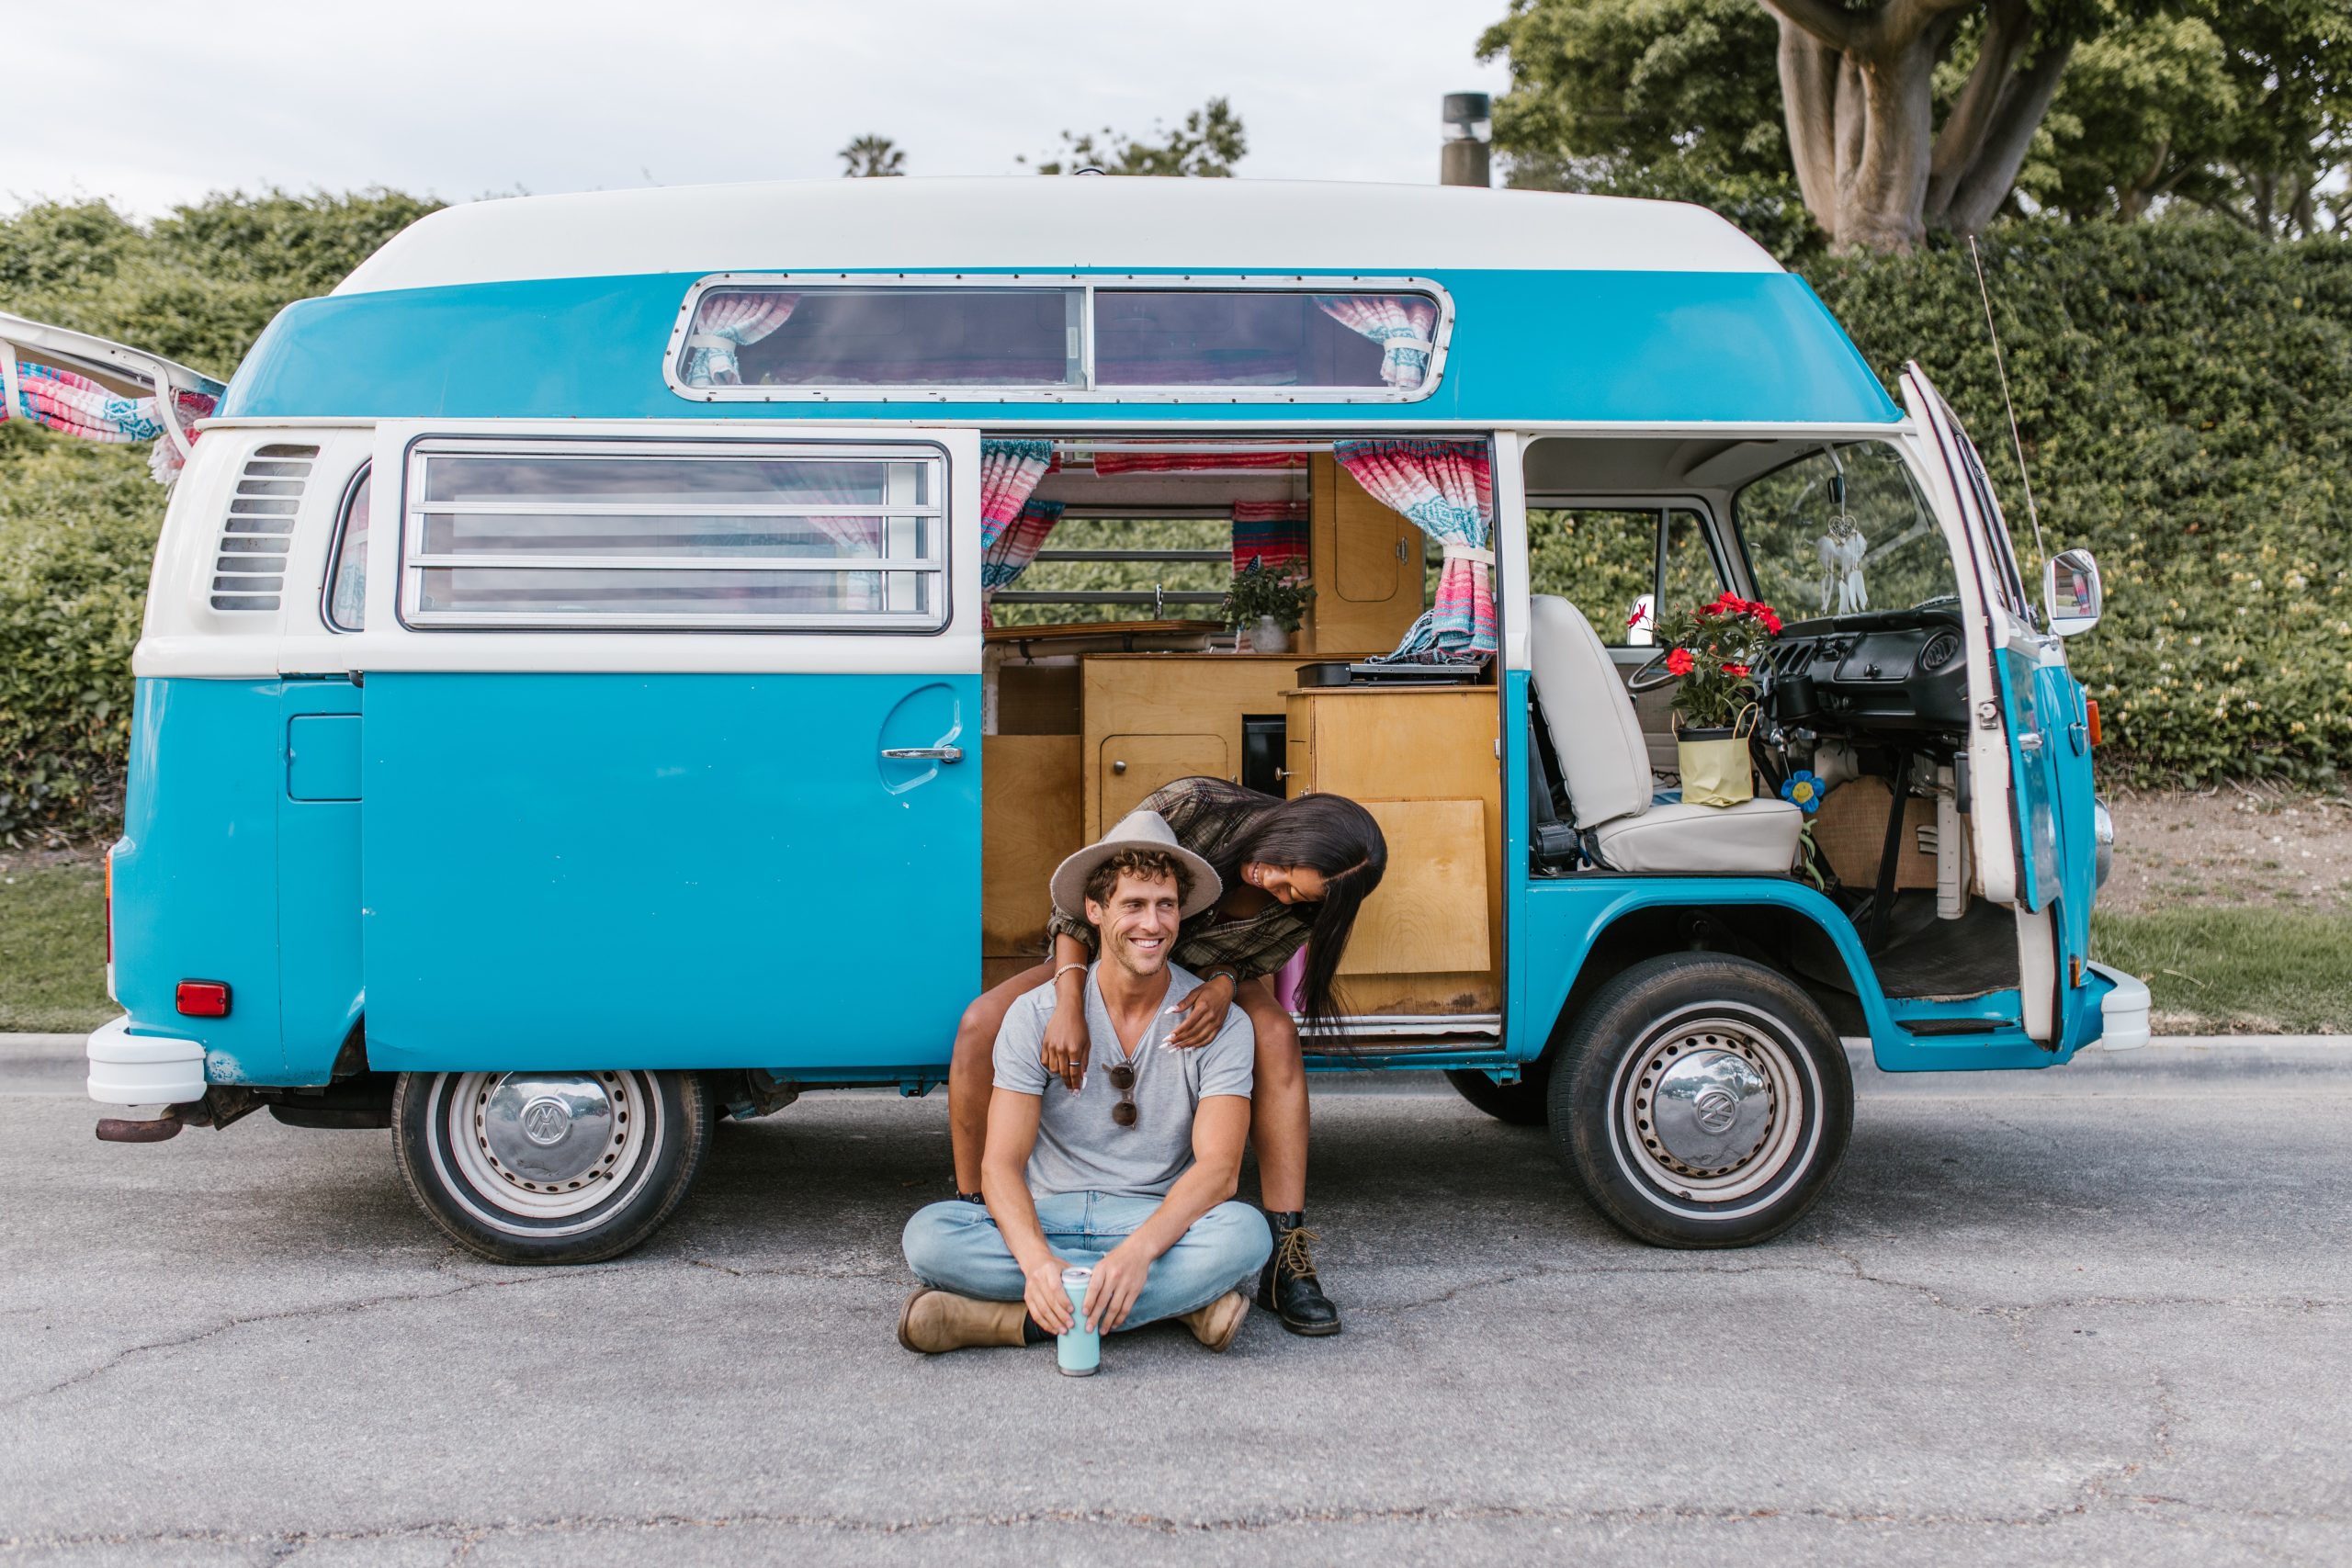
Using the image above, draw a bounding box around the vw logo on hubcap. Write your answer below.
[1692,1086,1740,1134]
[519,1096,572,1146]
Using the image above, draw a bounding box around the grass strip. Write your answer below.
[0,860,112,1032]
[2092,908,2352,1034]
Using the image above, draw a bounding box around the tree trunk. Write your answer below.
[1939,39,2072,235]
[1777,27,1842,228]
[1759,0,2072,254]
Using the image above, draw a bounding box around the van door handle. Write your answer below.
[882,746,965,763]
[2017,729,2043,754]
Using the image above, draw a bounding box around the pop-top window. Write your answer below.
[671,278,1448,400]
[400,443,947,631]
[1094,291,1436,390]
[681,288,1080,389]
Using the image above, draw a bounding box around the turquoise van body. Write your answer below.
[43,177,2140,1258]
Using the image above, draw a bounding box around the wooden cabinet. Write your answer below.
[1080,656,1300,838]
[1283,685,1502,1014]
[1306,453,1425,655]
[1099,733,1227,824]
[982,734,1083,989]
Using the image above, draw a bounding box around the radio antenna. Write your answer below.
[1967,234,2048,569]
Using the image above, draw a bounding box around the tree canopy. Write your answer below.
[1480,0,2352,252]
[1023,97,1247,176]
[838,135,906,177]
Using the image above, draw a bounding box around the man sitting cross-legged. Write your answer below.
[900,816,1273,1356]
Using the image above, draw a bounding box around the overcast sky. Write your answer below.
[8,1,1511,218]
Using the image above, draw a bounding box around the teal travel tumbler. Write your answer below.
[1057,1267,1100,1376]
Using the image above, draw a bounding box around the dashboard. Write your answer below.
[1765,608,1970,734]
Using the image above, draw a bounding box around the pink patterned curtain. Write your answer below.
[2,359,216,482]
[979,440,1057,626]
[682,291,800,387]
[1231,501,1308,573]
[980,499,1065,624]
[1312,296,1439,390]
[1334,439,1494,660]
[785,465,887,613]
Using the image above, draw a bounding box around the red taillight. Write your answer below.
[175,980,231,1018]
[104,854,114,966]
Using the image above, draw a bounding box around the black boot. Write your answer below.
[1256,1211,1341,1337]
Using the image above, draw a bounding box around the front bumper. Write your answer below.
[2086,963,2150,1051]
[85,1016,207,1106]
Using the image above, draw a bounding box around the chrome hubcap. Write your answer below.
[444,1070,651,1221]
[1650,1050,1770,1171]
[481,1074,618,1186]
[1619,1012,1807,1203]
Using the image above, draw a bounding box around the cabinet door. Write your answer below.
[1097,733,1228,829]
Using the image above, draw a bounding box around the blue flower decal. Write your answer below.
[1781,771,1826,815]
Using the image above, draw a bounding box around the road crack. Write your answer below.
[1,1267,627,1412]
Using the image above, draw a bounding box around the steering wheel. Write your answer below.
[1625,650,1679,694]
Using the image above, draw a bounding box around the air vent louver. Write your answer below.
[210,443,319,612]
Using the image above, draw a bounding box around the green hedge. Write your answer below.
[0,430,158,841]
[1810,222,2352,787]
[2,197,2347,840]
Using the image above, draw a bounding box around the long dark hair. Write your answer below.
[1169,779,1387,1036]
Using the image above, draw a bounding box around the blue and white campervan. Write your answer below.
[13,177,2144,1262]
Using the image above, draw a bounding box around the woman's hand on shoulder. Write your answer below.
[1040,992,1089,1092]
[1164,973,1237,1049]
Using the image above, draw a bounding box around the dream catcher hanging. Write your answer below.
[1815,457,1868,614]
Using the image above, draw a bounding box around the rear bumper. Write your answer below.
[85,1016,207,1106]
[2087,963,2150,1051]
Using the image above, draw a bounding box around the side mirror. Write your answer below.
[2043,547,2101,637]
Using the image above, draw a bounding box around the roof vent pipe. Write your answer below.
[1441,92,1491,188]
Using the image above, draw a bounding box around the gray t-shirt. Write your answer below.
[992,963,1256,1199]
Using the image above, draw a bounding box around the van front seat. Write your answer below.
[1530,593,1804,874]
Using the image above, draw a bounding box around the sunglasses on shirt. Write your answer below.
[1106,1062,1137,1127]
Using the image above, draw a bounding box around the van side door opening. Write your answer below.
[973,433,1507,1044]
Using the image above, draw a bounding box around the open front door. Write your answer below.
[353,424,982,1078]
[1903,367,2098,1047]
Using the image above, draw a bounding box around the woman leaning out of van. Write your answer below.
[947,777,1386,1336]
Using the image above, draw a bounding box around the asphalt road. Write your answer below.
[2,1036,2346,1567]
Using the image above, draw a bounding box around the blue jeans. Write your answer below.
[902,1193,1272,1331]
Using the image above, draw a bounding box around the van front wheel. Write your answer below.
[391,1068,711,1264]
[1549,954,1851,1248]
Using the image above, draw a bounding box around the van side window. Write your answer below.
[399,443,948,631]
[324,467,370,631]
[1528,507,1719,647]
[1942,414,2033,616]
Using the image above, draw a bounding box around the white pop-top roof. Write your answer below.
[333,176,1781,296]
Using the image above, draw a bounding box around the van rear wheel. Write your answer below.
[1548,953,1851,1248]
[392,1068,711,1264]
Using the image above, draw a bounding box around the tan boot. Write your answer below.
[897,1288,1030,1354]
[1177,1290,1250,1353]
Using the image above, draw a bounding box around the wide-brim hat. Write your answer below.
[1050,807,1222,923]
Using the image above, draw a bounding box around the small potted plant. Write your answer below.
[1654,590,1783,806]
[1223,559,1315,653]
